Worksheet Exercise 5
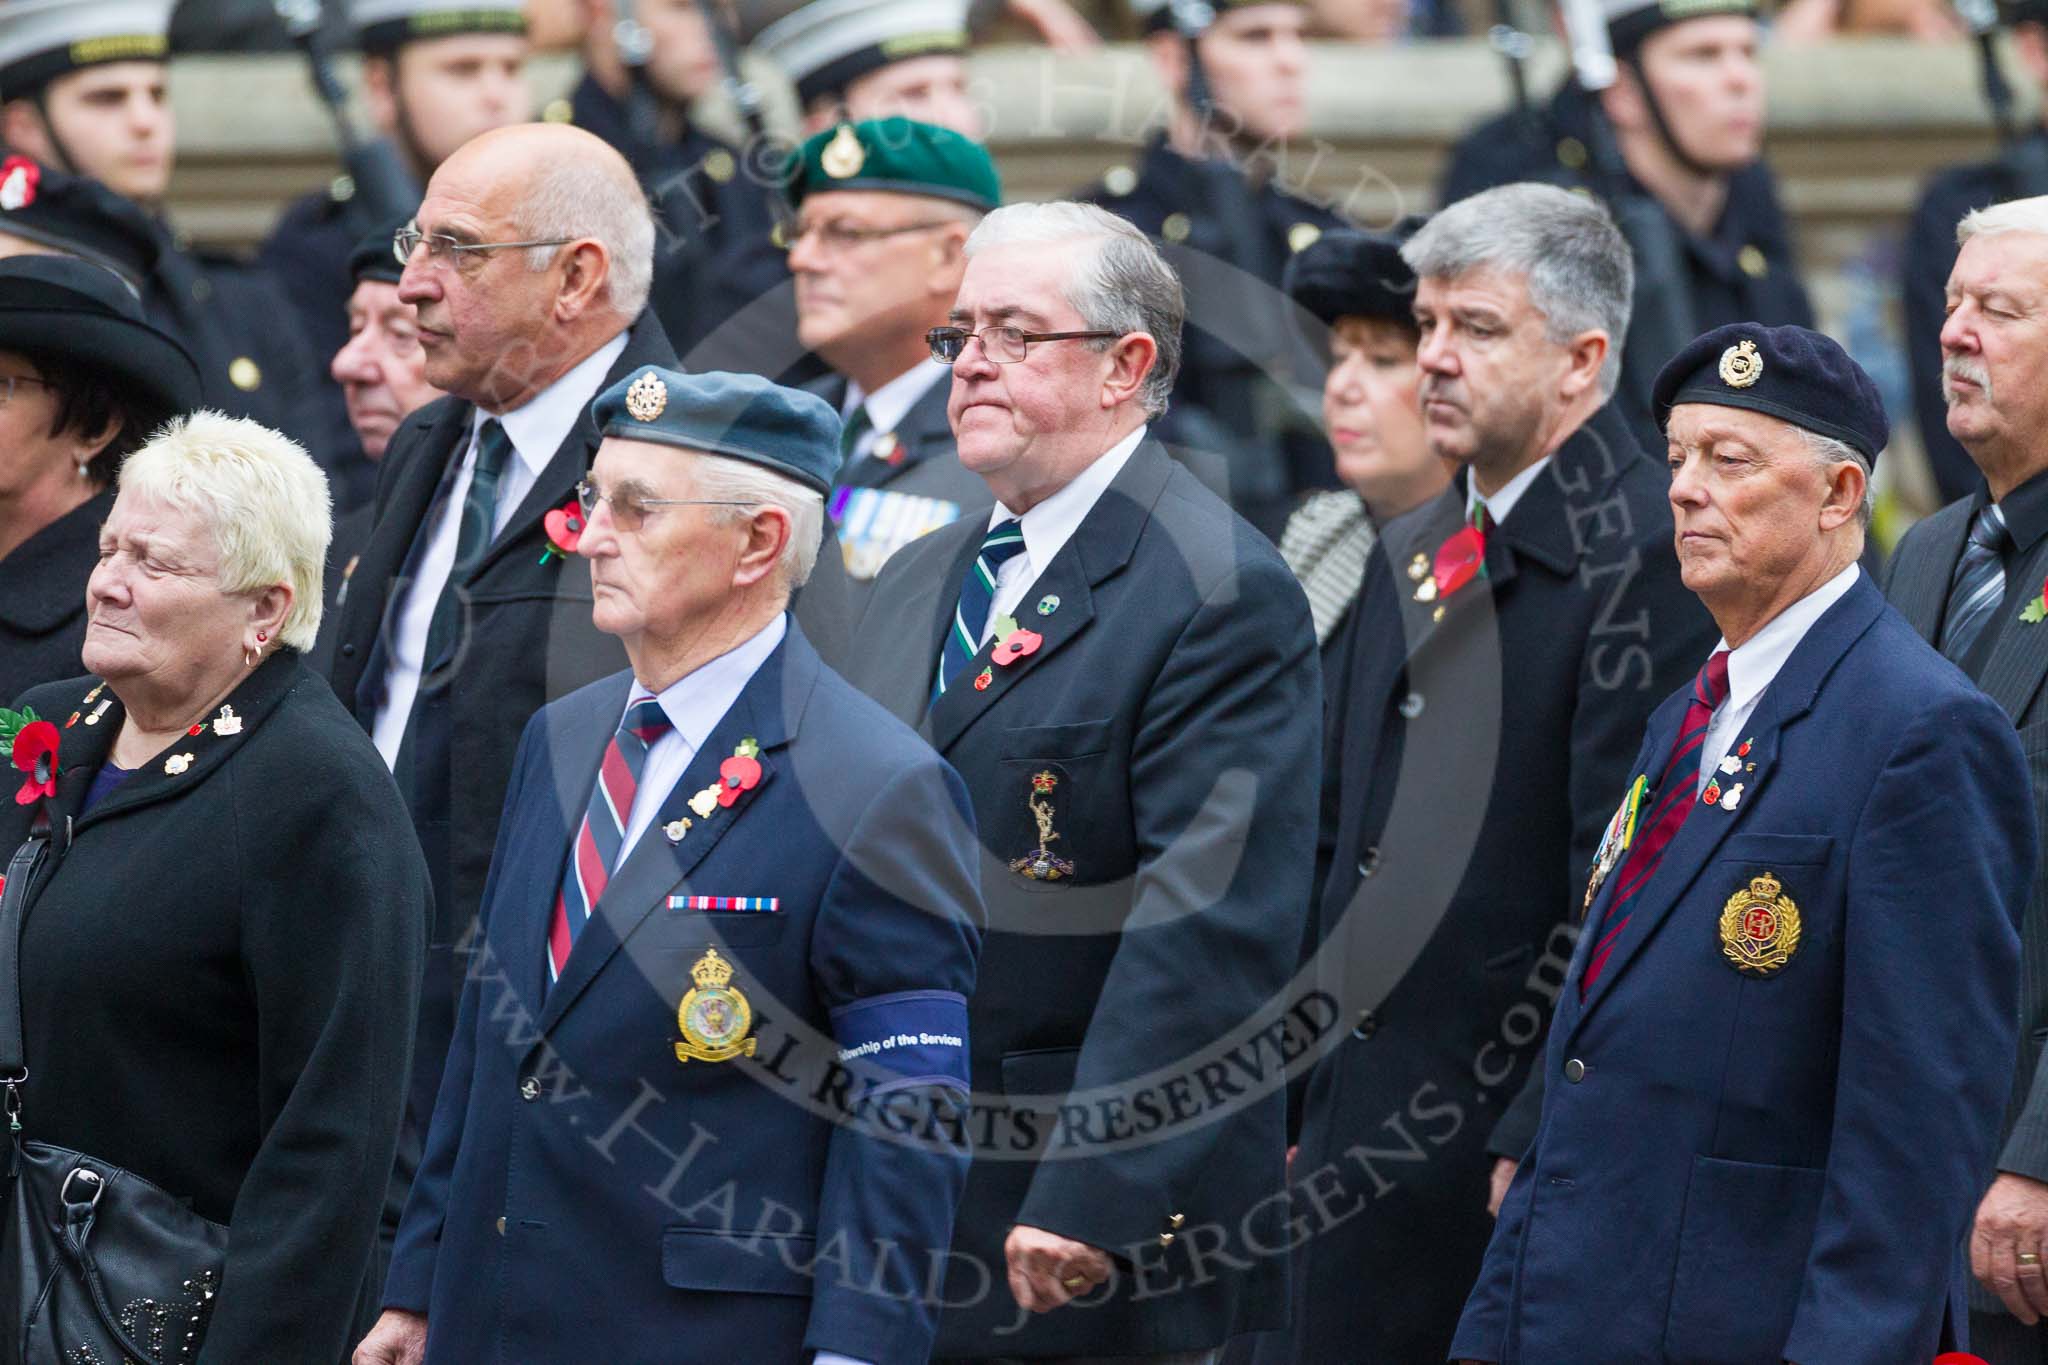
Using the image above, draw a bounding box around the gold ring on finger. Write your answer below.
[2021,1252,2042,1266]
[1061,1275,1087,1290]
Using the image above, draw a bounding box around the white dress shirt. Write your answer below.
[1466,453,1553,527]
[842,361,948,464]
[370,331,631,768]
[974,425,1147,644]
[1695,562,1862,793]
[616,614,786,863]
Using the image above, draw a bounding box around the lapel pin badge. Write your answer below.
[664,818,691,845]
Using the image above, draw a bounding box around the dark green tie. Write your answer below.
[422,418,514,682]
[839,404,873,463]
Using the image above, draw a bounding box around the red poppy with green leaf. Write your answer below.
[2022,571,2048,624]
[1,707,58,805]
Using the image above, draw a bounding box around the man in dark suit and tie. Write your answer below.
[321,121,669,1233]
[1453,323,2031,1365]
[1258,181,1718,1365]
[355,366,983,1365]
[837,200,1320,1362]
[1886,194,2048,1365]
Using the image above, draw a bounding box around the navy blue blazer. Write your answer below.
[383,620,984,1364]
[1450,574,2031,1365]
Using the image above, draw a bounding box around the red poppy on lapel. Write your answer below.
[717,737,764,810]
[1433,524,1486,600]
[992,627,1042,666]
[540,498,586,566]
[10,718,59,805]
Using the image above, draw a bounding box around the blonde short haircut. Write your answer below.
[1957,195,2048,245]
[118,412,333,652]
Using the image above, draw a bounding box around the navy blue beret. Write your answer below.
[1283,218,1423,332]
[592,366,845,495]
[1651,322,1888,466]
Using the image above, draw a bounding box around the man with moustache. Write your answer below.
[1454,323,2028,1365]
[1439,0,1812,451]
[1887,195,2048,1364]
[1258,181,1714,1365]
[839,200,1320,1362]
[321,121,668,1241]
[784,117,997,636]
[1084,0,1350,536]
[260,0,531,491]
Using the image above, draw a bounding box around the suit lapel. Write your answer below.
[535,626,815,1035]
[923,442,1171,755]
[1976,532,2048,721]
[1573,577,1886,1025]
[1891,498,1973,643]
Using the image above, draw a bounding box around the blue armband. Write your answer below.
[829,990,971,1097]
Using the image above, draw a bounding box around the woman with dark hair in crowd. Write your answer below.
[0,254,199,695]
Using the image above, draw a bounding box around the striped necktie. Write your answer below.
[1940,503,2010,665]
[934,519,1027,698]
[548,696,672,986]
[1581,648,1731,996]
[423,418,515,682]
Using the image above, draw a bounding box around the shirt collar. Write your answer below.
[1719,562,1862,719]
[986,425,1148,580]
[475,329,631,482]
[1993,463,2048,554]
[630,614,787,759]
[1466,453,1553,527]
[846,362,948,437]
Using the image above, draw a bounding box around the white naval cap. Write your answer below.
[752,0,969,106]
[0,0,172,98]
[350,0,526,54]
[1126,0,1306,34]
[1602,0,1757,52]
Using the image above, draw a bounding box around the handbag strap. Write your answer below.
[0,835,46,1102]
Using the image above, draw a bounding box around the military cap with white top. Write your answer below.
[753,0,969,107]
[0,0,172,99]
[350,0,526,55]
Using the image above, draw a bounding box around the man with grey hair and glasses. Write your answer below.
[840,199,1321,1363]
[1251,181,1713,1364]
[1888,193,2048,1364]
[321,120,673,1269]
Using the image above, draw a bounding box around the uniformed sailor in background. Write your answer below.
[1082,0,1349,539]
[1436,0,1813,451]
[257,0,530,512]
[784,117,998,654]
[566,0,791,370]
[753,0,984,139]
[0,0,320,443]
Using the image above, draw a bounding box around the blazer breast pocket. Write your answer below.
[645,898,789,948]
[994,720,1126,890]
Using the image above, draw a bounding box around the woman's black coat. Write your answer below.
[2,651,429,1362]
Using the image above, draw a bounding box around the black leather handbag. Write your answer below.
[0,832,229,1365]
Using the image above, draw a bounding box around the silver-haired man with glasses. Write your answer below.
[320,120,674,1282]
[839,200,1322,1364]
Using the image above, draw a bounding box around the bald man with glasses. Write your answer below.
[321,122,677,1268]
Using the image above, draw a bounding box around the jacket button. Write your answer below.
[1357,846,1380,879]
[495,1216,506,1236]
[1399,692,1424,719]
[1352,1010,1379,1040]
[1563,1058,1586,1083]
[519,1077,541,1101]
[340,643,357,658]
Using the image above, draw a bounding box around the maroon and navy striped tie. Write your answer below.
[1580,648,1731,997]
[548,696,672,986]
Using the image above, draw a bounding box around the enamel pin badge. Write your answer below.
[675,947,757,1063]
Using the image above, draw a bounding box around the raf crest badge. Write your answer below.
[625,370,667,422]
[675,947,757,1063]
[821,124,866,179]
[1719,338,1763,389]
[1719,871,1801,976]
[1010,770,1075,881]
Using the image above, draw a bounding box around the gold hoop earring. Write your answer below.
[244,645,260,669]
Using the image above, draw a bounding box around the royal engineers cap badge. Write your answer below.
[1719,871,1801,976]
[1718,338,1763,389]
[675,946,757,1063]
[625,370,667,422]
[821,124,866,179]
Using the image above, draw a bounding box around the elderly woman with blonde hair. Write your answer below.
[0,413,429,1361]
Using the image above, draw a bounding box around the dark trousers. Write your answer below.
[1974,1308,2048,1365]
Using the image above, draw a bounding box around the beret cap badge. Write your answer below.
[625,370,667,422]
[1719,338,1763,389]
[821,124,866,179]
